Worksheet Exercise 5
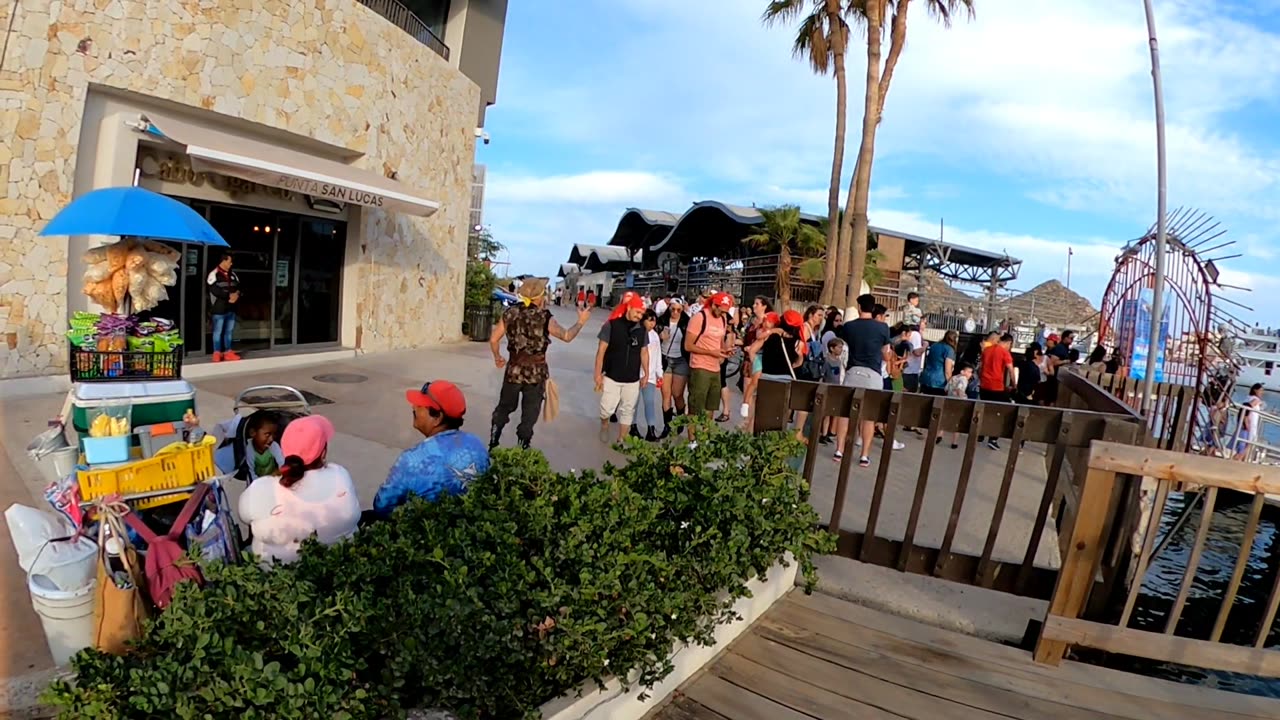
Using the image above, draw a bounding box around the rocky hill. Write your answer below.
[998,279,1098,327]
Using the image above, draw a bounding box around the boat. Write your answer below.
[1233,330,1280,392]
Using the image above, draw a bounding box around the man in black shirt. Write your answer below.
[594,295,649,443]
[835,294,895,468]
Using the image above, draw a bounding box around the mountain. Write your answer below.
[998,279,1098,328]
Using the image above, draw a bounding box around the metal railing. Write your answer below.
[356,0,451,60]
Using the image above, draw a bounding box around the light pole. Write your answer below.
[1141,0,1168,416]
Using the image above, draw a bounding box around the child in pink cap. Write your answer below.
[237,415,361,567]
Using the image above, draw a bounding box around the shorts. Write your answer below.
[600,377,640,425]
[752,355,763,376]
[902,373,920,392]
[843,366,882,391]
[688,368,722,416]
[664,355,690,377]
[1236,430,1251,454]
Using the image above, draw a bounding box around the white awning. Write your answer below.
[138,112,439,217]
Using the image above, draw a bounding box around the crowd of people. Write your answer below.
[220,278,1137,568]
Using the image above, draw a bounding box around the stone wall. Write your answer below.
[0,0,481,378]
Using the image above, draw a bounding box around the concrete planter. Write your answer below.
[537,556,798,720]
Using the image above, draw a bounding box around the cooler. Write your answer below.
[71,380,196,442]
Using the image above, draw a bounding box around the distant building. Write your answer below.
[471,164,487,230]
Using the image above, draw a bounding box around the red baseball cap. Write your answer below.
[1047,333,1061,342]
[405,380,467,419]
[711,292,732,308]
[782,309,804,328]
[280,415,335,465]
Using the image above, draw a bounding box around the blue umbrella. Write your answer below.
[38,187,227,246]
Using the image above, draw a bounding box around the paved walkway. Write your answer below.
[649,591,1280,720]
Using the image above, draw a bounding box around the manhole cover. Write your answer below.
[313,373,368,384]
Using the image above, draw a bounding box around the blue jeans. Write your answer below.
[211,312,236,353]
[637,383,662,431]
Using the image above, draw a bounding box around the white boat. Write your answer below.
[1233,331,1280,392]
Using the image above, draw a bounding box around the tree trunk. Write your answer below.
[841,0,885,310]
[778,245,792,306]
[819,0,848,307]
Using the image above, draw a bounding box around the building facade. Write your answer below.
[0,0,507,379]
[470,163,486,230]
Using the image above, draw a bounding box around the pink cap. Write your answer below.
[280,415,335,465]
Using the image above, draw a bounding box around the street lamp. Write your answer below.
[1141,0,1168,416]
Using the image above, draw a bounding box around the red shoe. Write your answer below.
[222,350,242,362]
[211,352,223,363]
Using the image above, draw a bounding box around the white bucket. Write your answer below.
[28,575,95,667]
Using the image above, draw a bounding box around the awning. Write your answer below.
[138,112,439,217]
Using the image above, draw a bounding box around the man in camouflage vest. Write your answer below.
[488,277,591,449]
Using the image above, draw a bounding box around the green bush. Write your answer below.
[45,425,833,719]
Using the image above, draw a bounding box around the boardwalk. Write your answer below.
[651,591,1280,720]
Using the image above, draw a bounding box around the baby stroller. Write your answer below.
[213,385,312,484]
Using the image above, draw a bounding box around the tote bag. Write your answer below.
[92,502,149,654]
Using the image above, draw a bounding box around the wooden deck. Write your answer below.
[650,591,1280,720]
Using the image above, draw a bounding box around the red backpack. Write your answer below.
[123,484,210,609]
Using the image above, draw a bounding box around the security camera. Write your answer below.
[474,127,491,145]
[483,134,491,145]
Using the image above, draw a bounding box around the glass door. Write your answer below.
[297,217,346,345]
[272,215,298,347]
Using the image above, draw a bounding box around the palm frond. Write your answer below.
[761,0,809,26]
[924,0,976,28]
[798,257,826,282]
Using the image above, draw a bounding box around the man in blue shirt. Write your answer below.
[372,380,491,517]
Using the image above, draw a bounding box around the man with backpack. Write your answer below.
[683,292,734,437]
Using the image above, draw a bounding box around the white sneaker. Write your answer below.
[891,440,906,451]
[739,403,750,418]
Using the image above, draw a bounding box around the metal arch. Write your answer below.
[1097,210,1239,450]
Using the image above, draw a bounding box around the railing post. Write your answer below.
[1034,455,1119,666]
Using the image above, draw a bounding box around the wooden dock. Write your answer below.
[650,591,1280,720]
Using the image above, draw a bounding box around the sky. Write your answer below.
[475,0,1280,324]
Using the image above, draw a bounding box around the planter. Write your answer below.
[538,555,797,720]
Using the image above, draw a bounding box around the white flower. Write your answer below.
[603,659,610,666]
[671,613,678,619]
[680,521,690,529]
[688,441,699,450]
[762,498,770,505]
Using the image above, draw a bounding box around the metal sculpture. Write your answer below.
[1096,208,1249,448]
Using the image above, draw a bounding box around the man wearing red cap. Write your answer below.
[594,294,649,443]
[489,278,592,449]
[372,380,492,518]
[684,291,733,435]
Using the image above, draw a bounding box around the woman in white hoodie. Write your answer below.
[238,415,360,567]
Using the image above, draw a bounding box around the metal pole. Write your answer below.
[1067,247,1072,290]
[1141,0,1167,416]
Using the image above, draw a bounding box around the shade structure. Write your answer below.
[39,186,228,246]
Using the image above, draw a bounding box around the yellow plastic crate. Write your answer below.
[78,442,217,510]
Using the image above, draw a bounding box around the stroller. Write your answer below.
[213,385,313,484]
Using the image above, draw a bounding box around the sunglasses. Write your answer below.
[416,382,445,418]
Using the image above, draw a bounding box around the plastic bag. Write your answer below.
[87,402,131,438]
[4,504,98,591]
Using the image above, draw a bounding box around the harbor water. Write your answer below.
[1095,387,1280,698]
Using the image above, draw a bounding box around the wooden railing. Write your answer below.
[1036,442,1280,676]
[1078,369,1198,452]
[754,378,1143,600]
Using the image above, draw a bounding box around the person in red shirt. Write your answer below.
[979,333,1015,450]
[576,288,586,307]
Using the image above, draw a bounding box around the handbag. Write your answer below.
[122,484,211,610]
[92,501,149,654]
[542,377,561,423]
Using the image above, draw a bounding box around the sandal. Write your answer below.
[715,413,730,423]
[834,451,843,461]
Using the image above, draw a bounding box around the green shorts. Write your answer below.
[687,368,721,416]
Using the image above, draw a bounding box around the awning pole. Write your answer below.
[1141,0,1168,416]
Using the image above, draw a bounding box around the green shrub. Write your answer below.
[45,425,833,719]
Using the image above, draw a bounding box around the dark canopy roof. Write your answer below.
[607,208,680,252]
[648,201,823,259]
[557,263,580,278]
[564,244,638,273]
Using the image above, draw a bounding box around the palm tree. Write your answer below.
[762,0,850,306]
[745,205,826,305]
[840,0,975,309]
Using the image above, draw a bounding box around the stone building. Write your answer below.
[0,0,508,379]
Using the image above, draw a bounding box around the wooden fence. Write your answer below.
[1036,443,1280,676]
[1078,369,1198,452]
[753,371,1144,601]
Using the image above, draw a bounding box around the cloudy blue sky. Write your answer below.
[475,0,1280,322]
